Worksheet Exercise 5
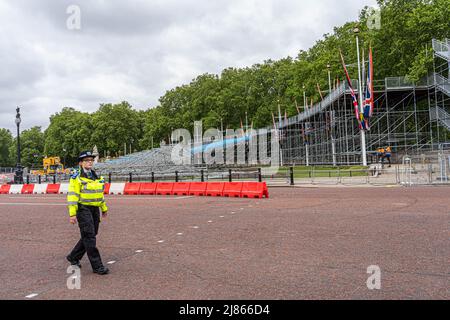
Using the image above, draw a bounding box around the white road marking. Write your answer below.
[219,216,225,218]
[25,293,38,299]
[135,250,143,253]
[107,261,116,264]
[176,233,183,236]
[108,196,194,200]
[0,202,66,206]
[207,220,213,223]
[3,196,194,201]
[8,196,63,199]
[191,226,199,229]
[157,240,165,243]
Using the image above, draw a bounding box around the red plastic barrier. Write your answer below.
[205,182,225,197]
[46,184,61,194]
[124,183,141,195]
[103,183,111,195]
[222,182,243,197]
[156,182,174,195]
[172,182,191,196]
[139,183,157,195]
[188,182,207,196]
[241,182,269,199]
[21,184,34,194]
[0,184,11,194]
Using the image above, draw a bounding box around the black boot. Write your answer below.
[93,266,109,275]
[66,255,81,268]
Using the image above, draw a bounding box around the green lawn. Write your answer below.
[276,166,369,178]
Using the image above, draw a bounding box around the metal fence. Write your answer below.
[3,162,450,187]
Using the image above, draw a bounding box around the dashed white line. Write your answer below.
[219,216,225,218]
[135,250,143,253]
[109,196,194,200]
[25,293,38,299]
[191,226,199,229]
[157,240,165,243]
[176,233,183,236]
[0,202,66,206]
[107,260,116,264]
[207,220,213,223]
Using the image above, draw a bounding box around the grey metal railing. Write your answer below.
[432,38,450,61]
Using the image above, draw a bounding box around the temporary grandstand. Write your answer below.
[275,38,450,166]
[94,145,204,178]
[95,39,449,176]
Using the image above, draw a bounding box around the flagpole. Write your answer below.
[354,26,367,166]
[327,63,337,166]
[272,112,283,168]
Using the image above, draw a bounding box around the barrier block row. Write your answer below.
[0,184,63,194]
[0,183,83,194]
[113,181,268,198]
[0,182,269,198]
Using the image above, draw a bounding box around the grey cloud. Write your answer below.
[0,0,378,133]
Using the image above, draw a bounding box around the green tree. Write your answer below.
[44,107,93,166]
[9,126,45,169]
[0,128,14,166]
[91,102,142,157]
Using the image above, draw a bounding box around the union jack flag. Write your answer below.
[340,50,362,130]
[363,47,374,130]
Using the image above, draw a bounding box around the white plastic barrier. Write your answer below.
[8,184,23,194]
[109,183,126,195]
[59,183,70,194]
[33,184,48,194]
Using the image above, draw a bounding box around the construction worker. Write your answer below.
[376,147,384,163]
[385,146,392,167]
[66,151,109,275]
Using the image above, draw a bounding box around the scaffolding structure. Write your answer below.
[274,39,450,166]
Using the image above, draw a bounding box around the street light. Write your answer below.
[302,85,306,110]
[326,64,337,167]
[63,148,67,168]
[327,64,332,93]
[354,26,368,166]
[14,107,23,184]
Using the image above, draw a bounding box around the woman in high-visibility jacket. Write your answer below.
[66,150,109,275]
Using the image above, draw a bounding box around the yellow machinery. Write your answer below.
[31,156,70,175]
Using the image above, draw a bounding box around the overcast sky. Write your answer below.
[0,0,377,133]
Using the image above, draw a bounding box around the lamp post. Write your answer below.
[63,148,67,168]
[327,64,332,94]
[327,64,337,167]
[354,26,368,166]
[14,107,23,184]
[302,85,306,111]
[302,85,309,166]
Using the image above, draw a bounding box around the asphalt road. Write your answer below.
[0,186,449,299]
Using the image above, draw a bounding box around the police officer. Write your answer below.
[66,151,109,275]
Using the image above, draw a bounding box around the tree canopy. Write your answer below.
[1,0,449,168]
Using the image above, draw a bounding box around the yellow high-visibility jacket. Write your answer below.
[67,169,108,217]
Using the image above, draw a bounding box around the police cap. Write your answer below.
[78,150,95,161]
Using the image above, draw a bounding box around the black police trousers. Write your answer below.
[68,204,104,270]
